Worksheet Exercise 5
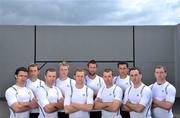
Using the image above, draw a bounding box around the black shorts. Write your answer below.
[29,113,39,118]
[120,110,130,118]
[90,111,102,118]
[58,112,69,118]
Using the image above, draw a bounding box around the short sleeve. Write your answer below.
[100,77,106,88]
[87,87,94,104]
[96,87,103,100]
[64,89,71,106]
[166,85,176,104]
[5,88,18,107]
[28,88,35,100]
[56,87,63,100]
[36,87,49,108]
[139,87,152,107]
[123,86,131,104]
[114,86,123,102]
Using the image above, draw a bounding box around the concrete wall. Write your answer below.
[0,26,34,97]
[175,24,180,97]
[135,26,175,85]
[36,26,133,61]
[0,25,178,97]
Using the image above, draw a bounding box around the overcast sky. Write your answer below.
[0,0,180,25]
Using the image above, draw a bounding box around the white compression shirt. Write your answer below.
[5,85,34,118]
[64,84,94,118]
[123,83,152,118]
[149,81,176,118]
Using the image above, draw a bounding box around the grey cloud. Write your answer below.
[0,0,180,25]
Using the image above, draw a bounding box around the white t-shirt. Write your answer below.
[26,78,45,113]
[113,75,132,92]
[5,85,34,118]
[149,81,176,118]
[26,78,45,94]
[96,85,123,118]
[55,77,75,112]
[84,75,105,95]
[55,77,75,96]
[64,84,94,118]
[36,85,63,118]
[123,83,152,118]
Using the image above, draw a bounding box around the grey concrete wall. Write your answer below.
[0,25,178,98]
[36,26,133,61]
[175,24,180,97]
[0,26,34,97]
[134,26,175,86]
[36,26,135,79]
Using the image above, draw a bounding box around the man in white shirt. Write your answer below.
[55,62,75,118]
[123,67,152,118]
[85,60,105,118]
[26,64,45,118]
[95,68,123,118]
[5,67,38,118]
[150,65,176,118]
[113,61,131,118]
[36,68,64,118]
[64,68,94,118]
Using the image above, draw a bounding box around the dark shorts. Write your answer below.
[120,110,130,118]
[29,113,39,118]
[90,111,102,118]
[58,112,69,118]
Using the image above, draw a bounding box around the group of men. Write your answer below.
[5,60,176,118]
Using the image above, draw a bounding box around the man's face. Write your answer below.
[130,70,141,85]
[118,64,128,76]
[154,68,167,81]
[28,66,39,79]
[16,71,28,84]
[88,63,97,76]
[59,65,69,78]
[103,71,113,86]
[45,71,56,85]
[74,71,85,85]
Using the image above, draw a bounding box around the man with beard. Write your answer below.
[84,60,105,118]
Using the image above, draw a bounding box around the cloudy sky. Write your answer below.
[0,0,180,25]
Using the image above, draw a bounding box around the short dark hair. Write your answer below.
[28,63,40,71]
[155,65,167,73]
[117,61,129,68]
[15,67,28,75]
[129,67,142,74]
[74,68,85,75]
[87,60,97,67]
[103,68,114,76]
[45,68,56,75]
